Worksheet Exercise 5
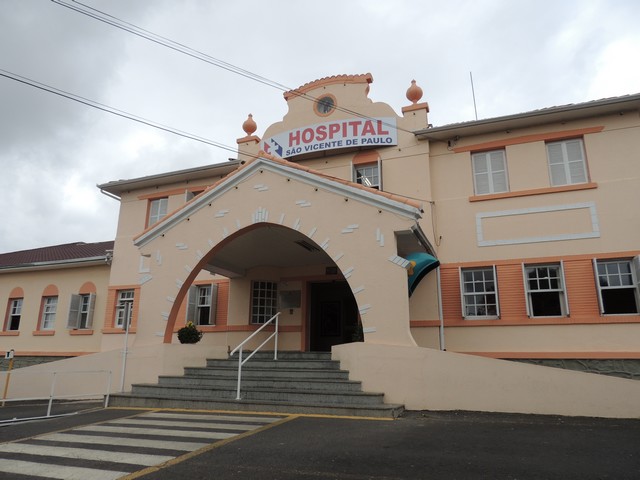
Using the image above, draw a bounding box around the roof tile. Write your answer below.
[0,241,114,268]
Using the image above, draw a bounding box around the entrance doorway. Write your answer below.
[309,281,361,352]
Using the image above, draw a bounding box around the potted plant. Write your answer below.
[177,321,203,344]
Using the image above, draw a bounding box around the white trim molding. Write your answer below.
[476,201,600,247]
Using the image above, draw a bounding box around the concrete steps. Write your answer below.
[108,351,404,418]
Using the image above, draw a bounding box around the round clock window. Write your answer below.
[316,95,336,116]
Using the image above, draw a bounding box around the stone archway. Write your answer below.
[133,157,424,348]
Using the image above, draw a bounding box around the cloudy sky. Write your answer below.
[1,0,639,254]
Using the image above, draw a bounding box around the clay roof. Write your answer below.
[284,73,373,101]
[0,241,114,269]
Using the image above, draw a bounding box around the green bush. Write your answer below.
[177,322,203,344]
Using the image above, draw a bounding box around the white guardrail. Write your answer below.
[0,369,112,419]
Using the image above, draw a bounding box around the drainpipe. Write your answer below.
[119,303,132,392]
[436,266,445,351]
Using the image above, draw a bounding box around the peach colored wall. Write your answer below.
[0,265,110,356]
[333,343,640,418]
[427,114,640,263]
[0,343,227,399]
[412,323,640,354]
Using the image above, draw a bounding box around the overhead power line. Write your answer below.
[0,68,256,158]
[51,0,416,135]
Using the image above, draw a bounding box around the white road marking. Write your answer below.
[0,459,128,480]
[74,424,236,439]
[0,410,281,479]
[39,432,208,451]
[108,418,259,430]
[144,412,282,423]
[0,442,174,466]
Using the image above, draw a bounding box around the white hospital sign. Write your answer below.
[262,117,397,158]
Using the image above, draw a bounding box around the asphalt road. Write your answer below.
[1,402,639,479]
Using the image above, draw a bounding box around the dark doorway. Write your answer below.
[309,281,361,352]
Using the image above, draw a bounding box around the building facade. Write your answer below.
[2,74,640,414]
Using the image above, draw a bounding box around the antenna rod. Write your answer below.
[470,71,478,120]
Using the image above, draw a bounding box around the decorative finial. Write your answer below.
[242,114,257,136]
[406,80,423,104]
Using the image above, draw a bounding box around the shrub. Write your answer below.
[177,321,203,344]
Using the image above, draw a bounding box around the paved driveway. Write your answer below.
[1,403,639,479]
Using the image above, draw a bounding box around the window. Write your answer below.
[524,263,568,317]
[6,298,22,331]
[67,293,96,329]
[148,197,168,226]
[40,296,58,330]
[115,290,134,329]
[251,281,278,324]
[185,190,205,202]
[354,164,380,190]
[460,267,499,318]
[546,139,588,186]
[594,259,640,315]
[187,284,218,326]
[472,150,509,195]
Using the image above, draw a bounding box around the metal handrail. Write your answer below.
[229,312,280,400]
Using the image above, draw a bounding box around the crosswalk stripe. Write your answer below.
[0,458,128,480]
[74,424,236,439]
[0,442,174,466]
[144,412,282,423]
[107,418,260,430]
[0,411,285,479]
[38,432,208,451]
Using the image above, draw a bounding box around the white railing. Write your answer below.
[0,369,112,421]
[229,312,280,400]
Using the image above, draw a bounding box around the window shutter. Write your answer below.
[632,256,640,288]
[547,143,567,186]
[67,294,81,329]
[492,265,500,318]
[209,284,218,325]
[490,151,508,193]
[86,293,96,329]
[522,263,531,317]
[472,153,490,195]
[592,258,605,315]
[560,260,569,317]
[186,286,197,323]
[458,267,467,319]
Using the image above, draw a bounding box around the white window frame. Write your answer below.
[354,162,381,190]
[523,262,568,317]
[41,296,58,330]
[115,290,134,329]
[471,150,509,195]
[186,284,218,326]
[67,293,96,329]
[251,281,278,324]
[546,138,588,187]
[593,258,640,315]
[148,197,168,226]
[459,266,500,319]
[7,298,22,331]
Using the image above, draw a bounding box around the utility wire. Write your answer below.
[52,0,417,135]
[0,68,260,159]
[1,68,425,206]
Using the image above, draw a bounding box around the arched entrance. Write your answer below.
[134,156,427,349]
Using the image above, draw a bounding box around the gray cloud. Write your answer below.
[1,0,639,253]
